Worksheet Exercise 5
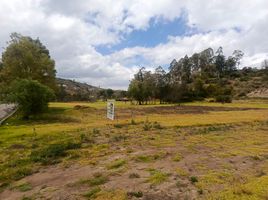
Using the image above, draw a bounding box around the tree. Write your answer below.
[214,47,226,77]
[232,50,244,67]
[154,66,169,103]
[0,33,57,90]
[199,48,215,79]
[261,59,268,69]
[181,55,191,84]
[106,89,114,99]
[6,79,55,119]
[128,67,152,105]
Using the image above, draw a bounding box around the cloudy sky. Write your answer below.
[0,0,268,89]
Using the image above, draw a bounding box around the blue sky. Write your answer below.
[96,16,193,55]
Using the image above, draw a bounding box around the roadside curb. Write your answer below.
[0,107,18,126]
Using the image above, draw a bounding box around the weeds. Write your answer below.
[131,119,137,125]
[109,134,127,142]
[114,124,124,128]
[129,173,140,179]
[153,121,163,129]
[127,191,143,198]
[106,159,126,169]
[147,169,169,185]
[172,153,183,162]
[143,119,152,131]
[13,182,32,192]
[135,152,167,163]
[80,133,95,144]
[92,128,100,135]
[13,168,33,180]
[190,176,198,184]
[80,173,108,186]
[84,187,101,199]
[30,142,81,165]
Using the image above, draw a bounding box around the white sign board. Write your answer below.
[107,100,115,120]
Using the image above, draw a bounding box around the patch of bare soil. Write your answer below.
[112,105,263,119]
[247,87,268,98]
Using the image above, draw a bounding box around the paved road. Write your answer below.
[0,104,16,123]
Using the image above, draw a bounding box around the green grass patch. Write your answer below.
[134,152,167,163]
[106,159,126,169]
[84,186,101,199]
[13,182,32,192]
[147,169,169,185]
[30,142,81,165]
[80,173,108,186]
[172,153,183,162]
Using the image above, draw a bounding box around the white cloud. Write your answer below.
[0,0,268,89]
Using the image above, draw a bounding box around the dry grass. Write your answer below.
[0,99,267,199]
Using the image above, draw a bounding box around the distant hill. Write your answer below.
[56,78,125,101]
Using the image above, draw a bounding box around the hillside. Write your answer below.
[231,68,268,98]
[56,78,125,101]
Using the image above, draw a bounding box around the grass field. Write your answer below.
[0,100,267,199]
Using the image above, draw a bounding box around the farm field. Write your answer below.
[0,100,268,200]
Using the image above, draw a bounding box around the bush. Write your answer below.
[215,95,232,103]
[7,79,55,118]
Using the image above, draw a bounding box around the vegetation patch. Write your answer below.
[172,153,183,162]
[13,182,32,192]
[190,176,198,184]
[30,142,81,165]
[134,151,167,163]
[109,134,128,143]
[127,191,143,198]
[129,173,140,179]
[80,173,108,186]
[83,186,101,199]
[147,169,169,185]
[106,159,126,169]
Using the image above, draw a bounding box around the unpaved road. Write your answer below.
[0,104,16,123]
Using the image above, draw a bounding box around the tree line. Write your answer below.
[128,47,245,104]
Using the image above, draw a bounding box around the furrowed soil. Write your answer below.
[0,101,267,200]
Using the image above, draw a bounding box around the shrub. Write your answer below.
[6,79,55,118]
[215,95,232,103]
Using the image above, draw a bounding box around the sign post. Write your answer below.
[107,100,115,120]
